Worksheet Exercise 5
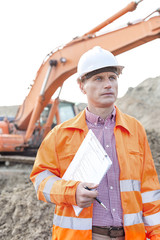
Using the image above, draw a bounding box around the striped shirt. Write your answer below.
[85,107,123,226]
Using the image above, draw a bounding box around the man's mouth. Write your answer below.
[101,92,114,96]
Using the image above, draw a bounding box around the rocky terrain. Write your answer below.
[0,76,160,239]
[116,76,160,133]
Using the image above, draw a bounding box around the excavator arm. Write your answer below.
[15,13,160,136]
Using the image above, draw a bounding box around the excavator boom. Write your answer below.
[15,15,160,132]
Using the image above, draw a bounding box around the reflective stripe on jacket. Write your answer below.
[30,106,160,240]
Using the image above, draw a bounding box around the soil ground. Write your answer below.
[0,164,54,240]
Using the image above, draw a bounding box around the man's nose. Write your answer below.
[104,78,112,88]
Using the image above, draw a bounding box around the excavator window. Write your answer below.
[58,102,75,123]
[40,101,76,127]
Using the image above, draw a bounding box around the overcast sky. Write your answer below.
[0,0,160,106]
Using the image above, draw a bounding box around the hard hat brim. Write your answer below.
[77,65,124,81]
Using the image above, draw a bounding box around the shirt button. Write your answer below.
[110,186,113,190]
[106,145,109,148]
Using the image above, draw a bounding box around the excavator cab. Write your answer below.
[40,100,75,128]
[30,100,77,150]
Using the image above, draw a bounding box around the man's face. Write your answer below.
[79,71,118,110]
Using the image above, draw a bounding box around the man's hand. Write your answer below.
[76,182,98,208]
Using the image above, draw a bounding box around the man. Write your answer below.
[30,46,160,240]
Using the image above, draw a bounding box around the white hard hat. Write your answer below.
[77,46,124,80]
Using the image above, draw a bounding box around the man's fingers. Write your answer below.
[84,188,98,198]
[83,183,98,198]
[76,182,99,208]
[77,196,95,208]
[84,183,99,190]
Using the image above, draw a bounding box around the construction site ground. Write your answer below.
[0,76,160,240]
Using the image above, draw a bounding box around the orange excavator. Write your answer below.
[0,1,160,154]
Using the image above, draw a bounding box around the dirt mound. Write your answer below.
[0,105,19,118]
[146,129,160,174]
[116,76,160,132]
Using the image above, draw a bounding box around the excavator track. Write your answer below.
[0,155,35,165]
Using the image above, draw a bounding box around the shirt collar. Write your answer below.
[85,107,116,125]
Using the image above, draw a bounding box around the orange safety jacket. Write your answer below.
[30,107,160,240]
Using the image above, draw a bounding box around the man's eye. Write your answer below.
[95,76,102,81]
[109,75,117,81]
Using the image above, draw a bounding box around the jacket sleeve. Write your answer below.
[140,127,160,239]
[30,128,79,206]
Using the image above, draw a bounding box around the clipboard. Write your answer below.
[62,129,112,215]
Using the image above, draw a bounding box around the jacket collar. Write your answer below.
[115,106,133,135]
[61,110,89,135]
[61,106,133,135]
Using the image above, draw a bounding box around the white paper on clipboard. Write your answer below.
[62,129,112,216]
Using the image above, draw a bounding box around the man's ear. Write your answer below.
[79,81,86,94]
